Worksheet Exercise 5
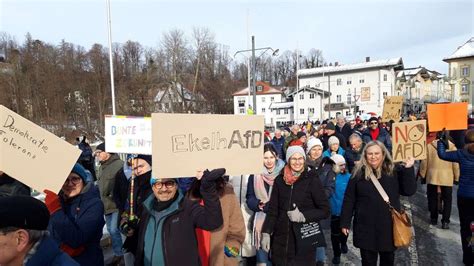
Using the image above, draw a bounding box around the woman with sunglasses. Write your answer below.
[361,117,392,152]
[45,163,105,266]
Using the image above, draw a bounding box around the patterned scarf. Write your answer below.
[283,165,303,185]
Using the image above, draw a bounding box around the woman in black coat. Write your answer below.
[261,146,330,266]
[340,141,416,266]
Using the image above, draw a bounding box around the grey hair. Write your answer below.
[348,133,362,142]
[0,227,49,245]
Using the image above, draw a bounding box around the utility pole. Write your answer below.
[328,75,331,119]
[251,36,257,114]
[106,0,116,115]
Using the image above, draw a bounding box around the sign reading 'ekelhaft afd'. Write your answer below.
[152,113,264,178]
[0,105,81,193]
[392,120,427,162]
[105,115,152,155]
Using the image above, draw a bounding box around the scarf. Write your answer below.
[252,159,285,249]
[283,165,303,185]
[306,156,322,169]
[370,127,380,141]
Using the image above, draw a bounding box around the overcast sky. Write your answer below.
[1,0,473,73]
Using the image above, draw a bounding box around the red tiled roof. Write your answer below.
[232,81,283,96]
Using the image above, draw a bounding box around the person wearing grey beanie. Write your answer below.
[286,145,306,163]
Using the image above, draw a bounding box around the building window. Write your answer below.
[347,94,352,104]
[337,78,342,86]
[310,93,315,99]
[309,108,315,115]
[164,103,169,109]
[347,77,352,85]
[359,76,365,83]
[300,108,305,115]
[270,97,274,102]
[336,95,342,103]
[462,66,470,77]
[383,74,388,81]
[299,94,304,100]
[257,85,263,92]
[284,109,289,114]
[238,98,245,107]
[276,109,281,115]
[239,108,245,114]
[262,108,266,113]
[261,97,265,102]
[461,84,469,94]
[383,92,388,98]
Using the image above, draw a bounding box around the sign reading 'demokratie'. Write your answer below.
[381,96,403,122]
[105,115,152,155]
[152,113,264,178]
[392,120,427,162]
[0,105,81,192]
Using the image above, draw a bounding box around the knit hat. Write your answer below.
[96,142,105,152]
[326,122,336,131]
[328,136,340,146]
[296,131,306,139]
[71,163,89,182]
[306,137,323,154]
[331,154,346,166]
[0,196,50,230]
[136,154,152,167]
[286,146,306,162]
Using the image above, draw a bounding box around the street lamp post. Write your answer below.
[234,36,279,114]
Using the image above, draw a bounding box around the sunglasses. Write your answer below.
[370,122,378,125]
[153,180,176,189]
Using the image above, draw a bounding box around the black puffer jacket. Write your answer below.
[262,168,330,265]
[340,165,416,252]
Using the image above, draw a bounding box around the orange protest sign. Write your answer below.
[427,103,468,132]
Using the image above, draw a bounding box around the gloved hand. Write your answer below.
[454,180,459,185]
[436,128,449,148]
[44,189,62,214]
[202,168,226,182]
[287,206,306,223]
[261,233,271,253]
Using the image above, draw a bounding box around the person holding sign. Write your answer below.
[133,169,224,265]
[45,163,105,266]
[340,141,416,266]
[437,129,474,266]
[362,117,393,152]
[261,146,330,266]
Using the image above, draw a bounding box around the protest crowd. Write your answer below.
[1,108,474,266]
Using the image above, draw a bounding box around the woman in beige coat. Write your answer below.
[419,137,460,229]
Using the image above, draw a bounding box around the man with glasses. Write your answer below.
[95,142,125,264]
[0,196,78,266]
[134,169,224,265]
[361,117,392,152]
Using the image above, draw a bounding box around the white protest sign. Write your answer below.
[105,115,152,155]
[0,105,81,193]
[152,113,264,178]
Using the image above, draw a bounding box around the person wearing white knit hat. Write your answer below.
[306,137,324,170]
[323,136,345,158]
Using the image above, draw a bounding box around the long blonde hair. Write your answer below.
[353,140,394,180]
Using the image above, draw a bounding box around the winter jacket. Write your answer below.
[310,157,336,199]
[210,185,246,266]
[97,154,123,214]
[419,140,459,186]
[321,132,347,151]
[272,136,286,159]
[26,236,79,266]
[262,169,330,265]
[344,143,365,173]
[246,174,271,213]
[284,133,299,151]
[336,123,353,146]
[48,183,105,266]
[340,165,416,252]
[330,172,351,216]
[361,127,392,152]
[322,147,345,159]
[134,179,223,266]
[0,173,31,197]
[437,141,474,199]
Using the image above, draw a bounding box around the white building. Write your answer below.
[269,102,294,128]
[290,87,331,124]
[232,81,284,126]
[298,57,404,119]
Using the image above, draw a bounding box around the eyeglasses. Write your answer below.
[370,122,378,125]
[289,157,305,163]
[64,176,82,185]
[153,180,176,189]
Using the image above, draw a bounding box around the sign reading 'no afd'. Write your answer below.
[152,113,264,178]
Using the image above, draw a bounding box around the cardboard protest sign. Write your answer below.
[105,115,152,155]
[392,120,427,162]
[0,105,81,192]
[152,113,264,178]
[427,103,468,132]
[381,96,403,122]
